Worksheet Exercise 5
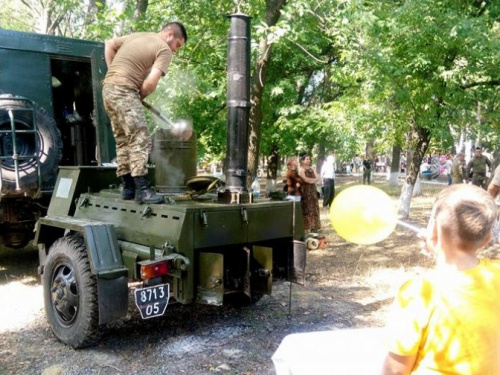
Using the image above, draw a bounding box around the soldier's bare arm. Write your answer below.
[104,39,119,67]
[140,67,163,99]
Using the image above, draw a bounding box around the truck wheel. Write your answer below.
[0,94,62,192]
[43,235,100,348]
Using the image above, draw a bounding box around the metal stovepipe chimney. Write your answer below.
[224,13,251,193]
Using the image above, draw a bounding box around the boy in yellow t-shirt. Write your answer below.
[381,184,500,375]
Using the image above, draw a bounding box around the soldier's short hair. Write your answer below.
[162,22,188,43]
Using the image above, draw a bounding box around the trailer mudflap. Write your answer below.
[97,274,128,324]
[83,224,129,324]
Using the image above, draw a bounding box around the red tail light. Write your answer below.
[141,261,169,280]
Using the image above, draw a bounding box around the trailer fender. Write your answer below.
[36,216,129,324]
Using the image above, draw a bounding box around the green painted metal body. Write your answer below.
[35,167,305,312]
[0,28,112,157]
[24,15,306,332]
[0,29,116,248]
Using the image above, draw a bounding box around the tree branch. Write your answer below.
[286,38,329,64]
[461,80,500,90]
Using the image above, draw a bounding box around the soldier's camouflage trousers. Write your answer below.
[103,84,151,177]
[472,174,488,190]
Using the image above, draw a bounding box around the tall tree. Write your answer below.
[331,0,500,217]
[247,0,288,177]
[2,0,107,37]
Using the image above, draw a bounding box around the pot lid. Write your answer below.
[185,175,224,194]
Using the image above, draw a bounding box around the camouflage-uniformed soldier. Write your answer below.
[102,22,187,204]
[450,152,465,184]
[467,147,492,190]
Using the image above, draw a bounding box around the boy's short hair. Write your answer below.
[433,184,497,245]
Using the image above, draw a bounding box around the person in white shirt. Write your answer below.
[320,155,335,208]
[420,159,430,173]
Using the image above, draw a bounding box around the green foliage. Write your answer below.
[0,0,35,31]
[346,0,500,154]
[4,0,500,164]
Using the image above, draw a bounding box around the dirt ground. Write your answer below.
[1,174,497,375]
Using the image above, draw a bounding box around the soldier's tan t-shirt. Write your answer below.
[103,32,172,91]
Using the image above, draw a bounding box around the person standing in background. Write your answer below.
[444,153,453,185]
[320,155,335,209]
[450,152,465,184]
[466,147,491,189]
[298,153,320,233]
[285,156,302,201]
[363,157,372,185]
[354,155,362,173]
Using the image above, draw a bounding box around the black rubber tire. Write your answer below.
[0,94,62,192]
[43,235,100,348]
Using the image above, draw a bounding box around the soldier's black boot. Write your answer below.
[121,173,135,200]
[133,176,164,204]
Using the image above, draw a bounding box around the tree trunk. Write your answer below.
[86,0,106,27]
[365,140,374,160]
[413,176,422,196]
[389,144,401,186]
[134,0,149,24]
[247,0,288,177]
[39,3,63,35]
[398,125,431,219]
[266,145,279,193]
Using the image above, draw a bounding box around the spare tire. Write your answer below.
[0,95,62,192]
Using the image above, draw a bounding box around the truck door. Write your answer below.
[90,49,114,164]
[0,49,53,115]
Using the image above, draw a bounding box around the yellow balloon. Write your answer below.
[329,185,397,245]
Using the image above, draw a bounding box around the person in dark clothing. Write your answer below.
[466,147,491,190]
[298,153,320,233]
[363,157,372,185]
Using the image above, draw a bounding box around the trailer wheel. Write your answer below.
[0,94,62,192]
[43,235,100,348]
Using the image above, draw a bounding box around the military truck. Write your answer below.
[0,27,113,249]
[24,14,307,348]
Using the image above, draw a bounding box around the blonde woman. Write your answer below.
[285,156,302,201]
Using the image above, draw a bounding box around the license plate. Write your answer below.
[134,283,170,319]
